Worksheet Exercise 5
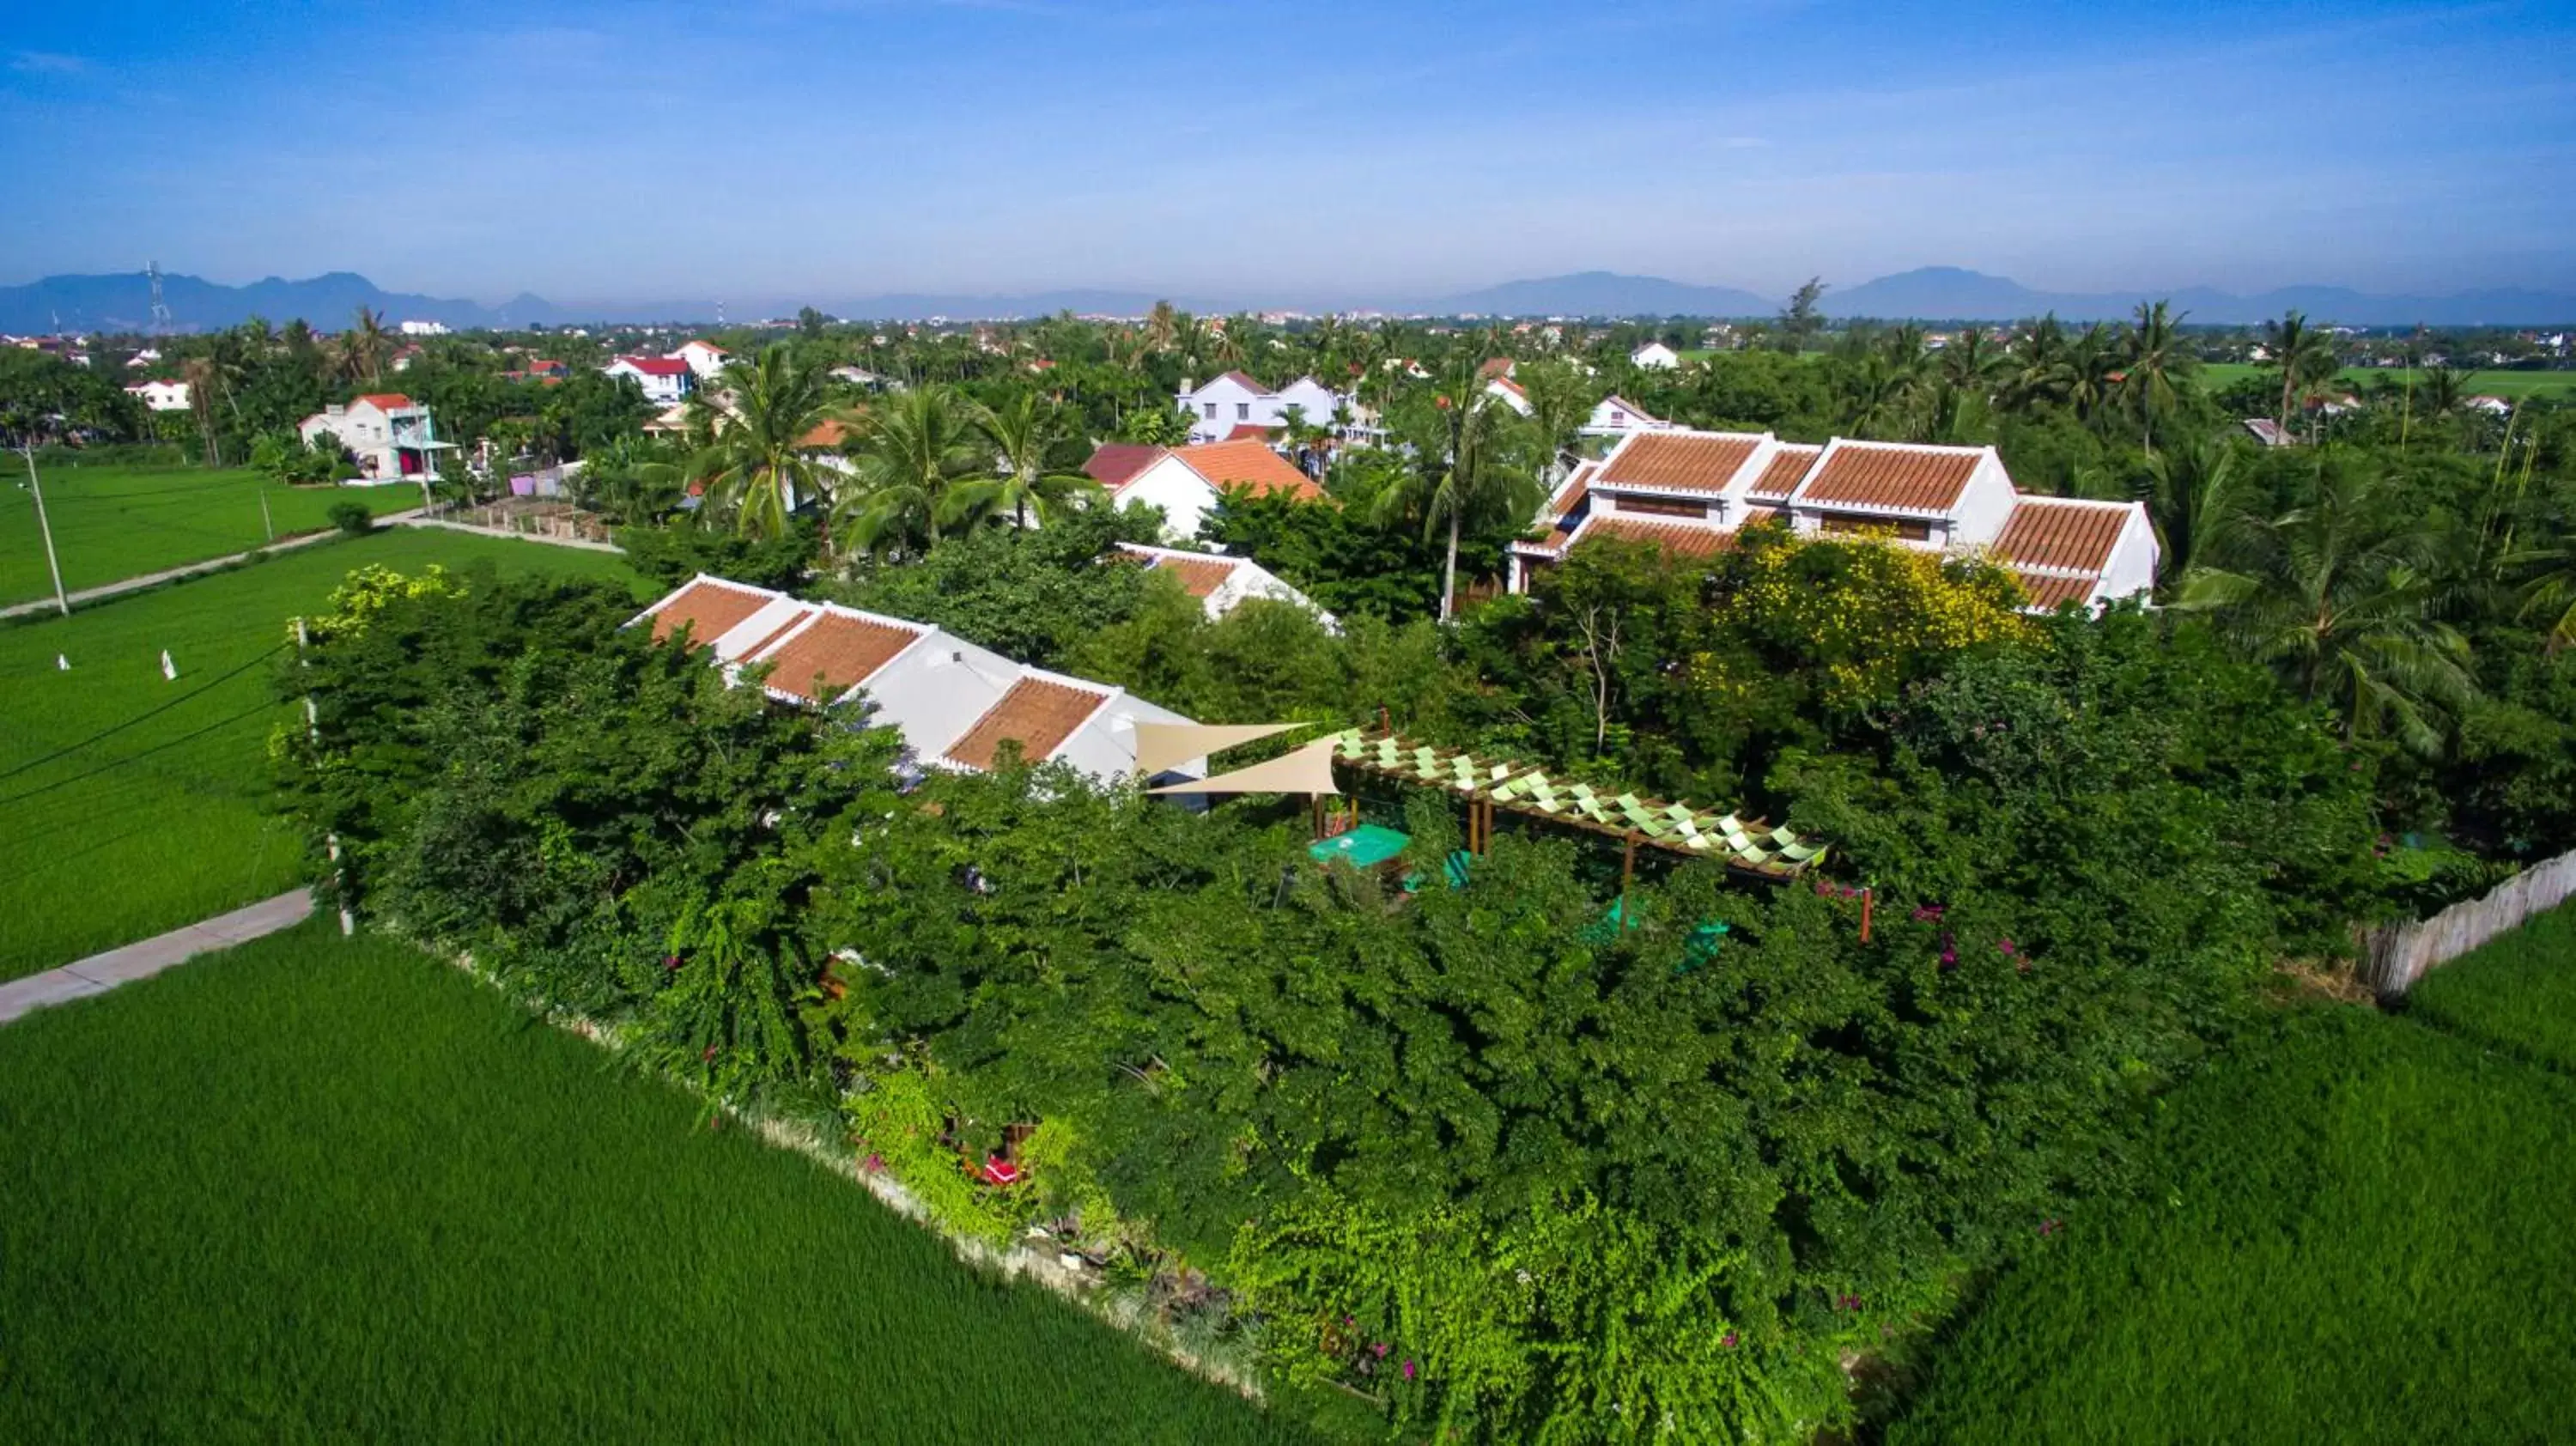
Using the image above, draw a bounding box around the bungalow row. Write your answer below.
[635,575,1201,786]
[1507,428,2158,613]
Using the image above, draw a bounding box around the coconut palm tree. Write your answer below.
[179,355,224,466]
[2261,310,2337,440]
[832,385,985,555]
[2121,301,2191,457]
[689,343,841,541]
[1372,358,1541,622]
[1144,300,1179,354]
[2514,533,2576,653]
[2142,434,2241,585]
[340,307,392,386]
[1515,359,1601,484]
[2178,461,2476,753]
[949,391,1103,528]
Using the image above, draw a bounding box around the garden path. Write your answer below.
[0,889,313,1025]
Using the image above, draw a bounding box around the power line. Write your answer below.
[0,641,288,784]
[0,697,283,809]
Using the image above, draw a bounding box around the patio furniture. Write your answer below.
[1309,823,1411,870]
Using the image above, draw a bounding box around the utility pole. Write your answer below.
[257,476,275,544]
[21,442,70,617]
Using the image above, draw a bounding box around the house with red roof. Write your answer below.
[604,354,695,404]
[672,339,729,380]
[297,393,452,484]
[1081,438,1329,542]
[1506,427,2157,614]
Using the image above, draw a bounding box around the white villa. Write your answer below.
[1630,342,1681,370]
[673,339,730,380]
[1081,438,1328,542]
[1582,394,1668,439]
[604,355,696,404]
[635,576,1201,785]
[1115,542,1336,629]
[125,379,191,412]
[1506,428,2158,614]
[1175,372,1352,445]
[297,393,453,483]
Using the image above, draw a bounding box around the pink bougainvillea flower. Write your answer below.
[1402,1359,1418,1381]
[663,954,683,971]
[702,1044,719,1062]
[1720,1331,1739,1348]
[1374,1341,1391,1358]
[863,1152,884,1172]
[1998,937,2018,957]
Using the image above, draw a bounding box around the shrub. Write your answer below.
[326,501,375,535]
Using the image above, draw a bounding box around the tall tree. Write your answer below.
[951,392,1104,529]
[340,307,392,386]
[833,384,986,555]
[1514,360,1601,484]
[2120,300,2191,457]
[2261,309,2337,441]
[1374,358,1540,622]
[1776,276,1828,352]
[2142,434,2241,585]
[690,343,841,541]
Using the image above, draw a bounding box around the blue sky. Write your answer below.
[3,0,2571,306]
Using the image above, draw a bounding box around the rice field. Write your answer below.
[1,461,420,607]
[2405,899,2576,1070]
[0,922,1319,1445]
[0,530,643,981]
[2199,361,2576,399]
[1885,911,2576,1444]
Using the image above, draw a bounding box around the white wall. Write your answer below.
[606,360,691,404]
[853,633,1026,762]
[1947,450,2020,548]
[1117,454,1220,541]
[2094,505,2160,602]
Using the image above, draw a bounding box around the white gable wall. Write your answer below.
[1116,453,1221,541]
[848,632,1027,762]
[2093,505,2161,603]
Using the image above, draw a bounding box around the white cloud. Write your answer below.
[11,51,87,75]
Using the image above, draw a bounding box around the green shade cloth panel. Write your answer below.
[1309,823,1411,869]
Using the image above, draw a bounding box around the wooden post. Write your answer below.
[1859,886,1873,944]
[1619,830,1637,922]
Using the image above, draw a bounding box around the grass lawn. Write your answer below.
[2199,361,2576,399]
[0,922,1316,1446]
[2405,898,2576,1071]
[1886,920,2576,1444]
[0,530,643,981]
[1,461,421,607]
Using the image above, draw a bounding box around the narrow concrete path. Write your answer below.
[395,515,623,553]
[0,514,423,622]
[0,890,313,1025]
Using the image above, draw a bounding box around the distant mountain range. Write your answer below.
[7,264,2573,333]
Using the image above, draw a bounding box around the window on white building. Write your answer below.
[1236,403,1250,419]
[1204,403,1217,419]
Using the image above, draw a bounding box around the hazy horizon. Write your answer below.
[6,1,2572,306]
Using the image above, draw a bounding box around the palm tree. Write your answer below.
[2513,533,2576,653]
[2261,310,2337,440]
[342,307,392,386]
[951,392,1103,528]
[2178,462,2475,752]
[689,343,841,540]
[1144,301,1179,355]
[1515,359,1601,484]
[2142,434,2241,585]
[179,355,223,466]
[833,385,985,555]
[2002,313,2074,415]
[2120,301,2191,457]
[1372,358,1541,622]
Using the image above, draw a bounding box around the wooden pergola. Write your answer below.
[1319,726,1829,889]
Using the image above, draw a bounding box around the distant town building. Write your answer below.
[398,319,450,337]
[672,339,730,380]
[124,379,191,412]
[1115,542,1335,629]
[1630,341,1681,370]
[604,355,695,404]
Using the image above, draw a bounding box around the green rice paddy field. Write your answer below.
[2198,362,2576,398]
[0,531,643,981]
[1886,906,2576,1445]
[2,462,420,607]
[0,922,1316,1445]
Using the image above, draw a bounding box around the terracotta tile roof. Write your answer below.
[648,580,773,647]
[1795,443,1984,514]
[356,392,415,411]
[733,605,819,663]
[1490,376,1528,401]
[755,611,922,702]
[1579,513,1740,559]
[796,417,854,449]
[1223,422,1277,441]
[1174,440,1326,502]
[1991,497,2128,574]
[680,339,726,354]
[1595,432,1764,495]
[1477,357,1516,380]
[1083,443,1165,490]
[1747,444,1821,501]
[1206,369,1267,394]
[1154,555,1240,598]
[943,677,1108,770]
[2011,568,2099,611]
[617,355,692,377]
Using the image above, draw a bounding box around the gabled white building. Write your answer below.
[604,355,695,404]
[125,379,191,412]
[1505,427,2157,613]
[672,339,730,380]
[1115,542,1337,630]
[1630,342,1681,370]
[634,576,1201,785]
[1081,438,1328,542]
[297,393,452,483]
[1175,371,1356,445]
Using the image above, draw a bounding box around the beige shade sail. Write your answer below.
[1148,738,1341,795]
[1133,720,1304,777]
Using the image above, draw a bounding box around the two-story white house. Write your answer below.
[1082,438,1329,542]
[672,339,730,380]
[1175,372,1353,445]
[1505,427,2157,614]
[297,393,452,483]
[125,379,191,412]
[604,355,695,404]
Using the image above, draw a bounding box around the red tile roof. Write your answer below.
[356,392,415,411]
[1796,443,1984,513]
[1578,513,1740,559]
[1477,357,1516,381]
[1595,432,1764,495]
[1747,443,1821,501]
[1174,440,1326,502]
[1991,498,2128,574]
[1206,369,1267,394]
[648,580,772,647]
[943,677,1107,770]
[679,339,726,354]
[1154,555,1240,598]
[1083,443,1166,490]
[796,417,854,449]
[617,355,692,378]
[1223,422,1278,441]
[2011,568,2099,611]
[755,611,922,701]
